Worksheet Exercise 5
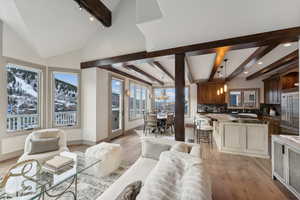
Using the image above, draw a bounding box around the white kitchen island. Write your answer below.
[208,114,269,159]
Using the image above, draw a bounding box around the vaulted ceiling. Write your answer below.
[0,0,299,84]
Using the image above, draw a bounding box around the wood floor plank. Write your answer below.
[0,130,297,200]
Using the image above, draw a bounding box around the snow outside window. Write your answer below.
[52,72,80,127]
[6,63,41,132]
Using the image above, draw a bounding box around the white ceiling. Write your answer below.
[0,0,121,58]
[137,0,300,52]
[240,42,298,78]
[0,0,298,84]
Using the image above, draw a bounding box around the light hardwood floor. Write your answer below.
[0,130,297,200]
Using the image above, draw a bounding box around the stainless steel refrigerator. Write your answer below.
[281,92,299,135]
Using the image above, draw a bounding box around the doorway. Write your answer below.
[110,77,124,138]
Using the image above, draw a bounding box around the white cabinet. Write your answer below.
[272,136,300,199]
[246,126,268,155]
[222,124,246,152]
[218,122,269,158]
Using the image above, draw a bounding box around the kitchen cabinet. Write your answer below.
[197,82,225,104]
[272,136,300,199]
[217,122,269,158]
[264,71,298,105]
[264,76,281,104]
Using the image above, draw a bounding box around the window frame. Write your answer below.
[48,67,81,129]
[129,81,149,121]
[152,86,190,117]
[4,57,46,135]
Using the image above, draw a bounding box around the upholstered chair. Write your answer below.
[18,129,69,164]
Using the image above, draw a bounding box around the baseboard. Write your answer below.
[0,150,23,162]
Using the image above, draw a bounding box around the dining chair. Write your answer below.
[165,114,174,134]
[144,114,160,136]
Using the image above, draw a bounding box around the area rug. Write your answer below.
[46,160,131,200]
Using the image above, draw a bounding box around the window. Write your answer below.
[153,87,189,115]
[129,82,148,120]
[52,71,80,127]
[6,63,42,132]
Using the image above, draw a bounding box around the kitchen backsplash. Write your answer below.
[197,104,227,113]
[198,103,280,116]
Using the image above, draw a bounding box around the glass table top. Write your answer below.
[0,151,101,200]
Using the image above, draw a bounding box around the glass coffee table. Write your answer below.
[0,152,101,200]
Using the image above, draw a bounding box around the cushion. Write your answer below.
[170,143,189,153]
[116,181,143,200]
[190,146,201,157]
[141,140,171,160]
[29,137,60,155]
[33,130,59,139]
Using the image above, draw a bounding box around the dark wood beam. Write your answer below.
[99,66,152,86]
[226,44,279,81]
[73,0,111,27]
[151,61,175,81]
[125,65,164,85]
[175,53,185,142]
[185,57,194,83]
[81,27,300,69]
[208,47,230,81]
[246,50,299,80]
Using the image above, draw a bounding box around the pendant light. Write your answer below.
[223,58,228,93]
[220,87,223,94]
[217,89,220,96]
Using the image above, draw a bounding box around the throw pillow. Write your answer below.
[29,137,60,155]
[141,140,171,160]
[116,181,143,200]
[170,143,189,153]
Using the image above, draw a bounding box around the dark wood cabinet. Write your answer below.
[264,71,298,105]
[197,82,225,104]
[264,76,281,104]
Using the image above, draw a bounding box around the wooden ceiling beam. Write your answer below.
[185,57,194,84]
[99,66,152,86]
[81,27,300,69]
[125,65,164,85]
[208,47,230,81]
[73,0,111,27]
[246,50,299,80]
[151,61,175,81]
[226,44,279,81]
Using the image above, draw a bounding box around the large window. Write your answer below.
[6,63,41,132]
[129,82,148,120]
[153,87,189,115]
[52,71,80,127]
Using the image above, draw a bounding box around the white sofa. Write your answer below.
[97,137,210,200]
[18,129,69,164]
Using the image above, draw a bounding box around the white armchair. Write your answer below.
[18,129,69,164]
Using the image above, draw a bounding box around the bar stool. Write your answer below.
[194,117,213,144]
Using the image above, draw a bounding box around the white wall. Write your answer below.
[2,24,45,65]
[82,68,152,144]
[0,22,83,161]
[227,77,264,103]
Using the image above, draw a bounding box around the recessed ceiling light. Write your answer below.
[89,16,94,21]
[258,61,263,65]
[283,43,291,47]
[244,71,249,74]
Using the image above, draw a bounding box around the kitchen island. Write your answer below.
[205,113,269,158]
